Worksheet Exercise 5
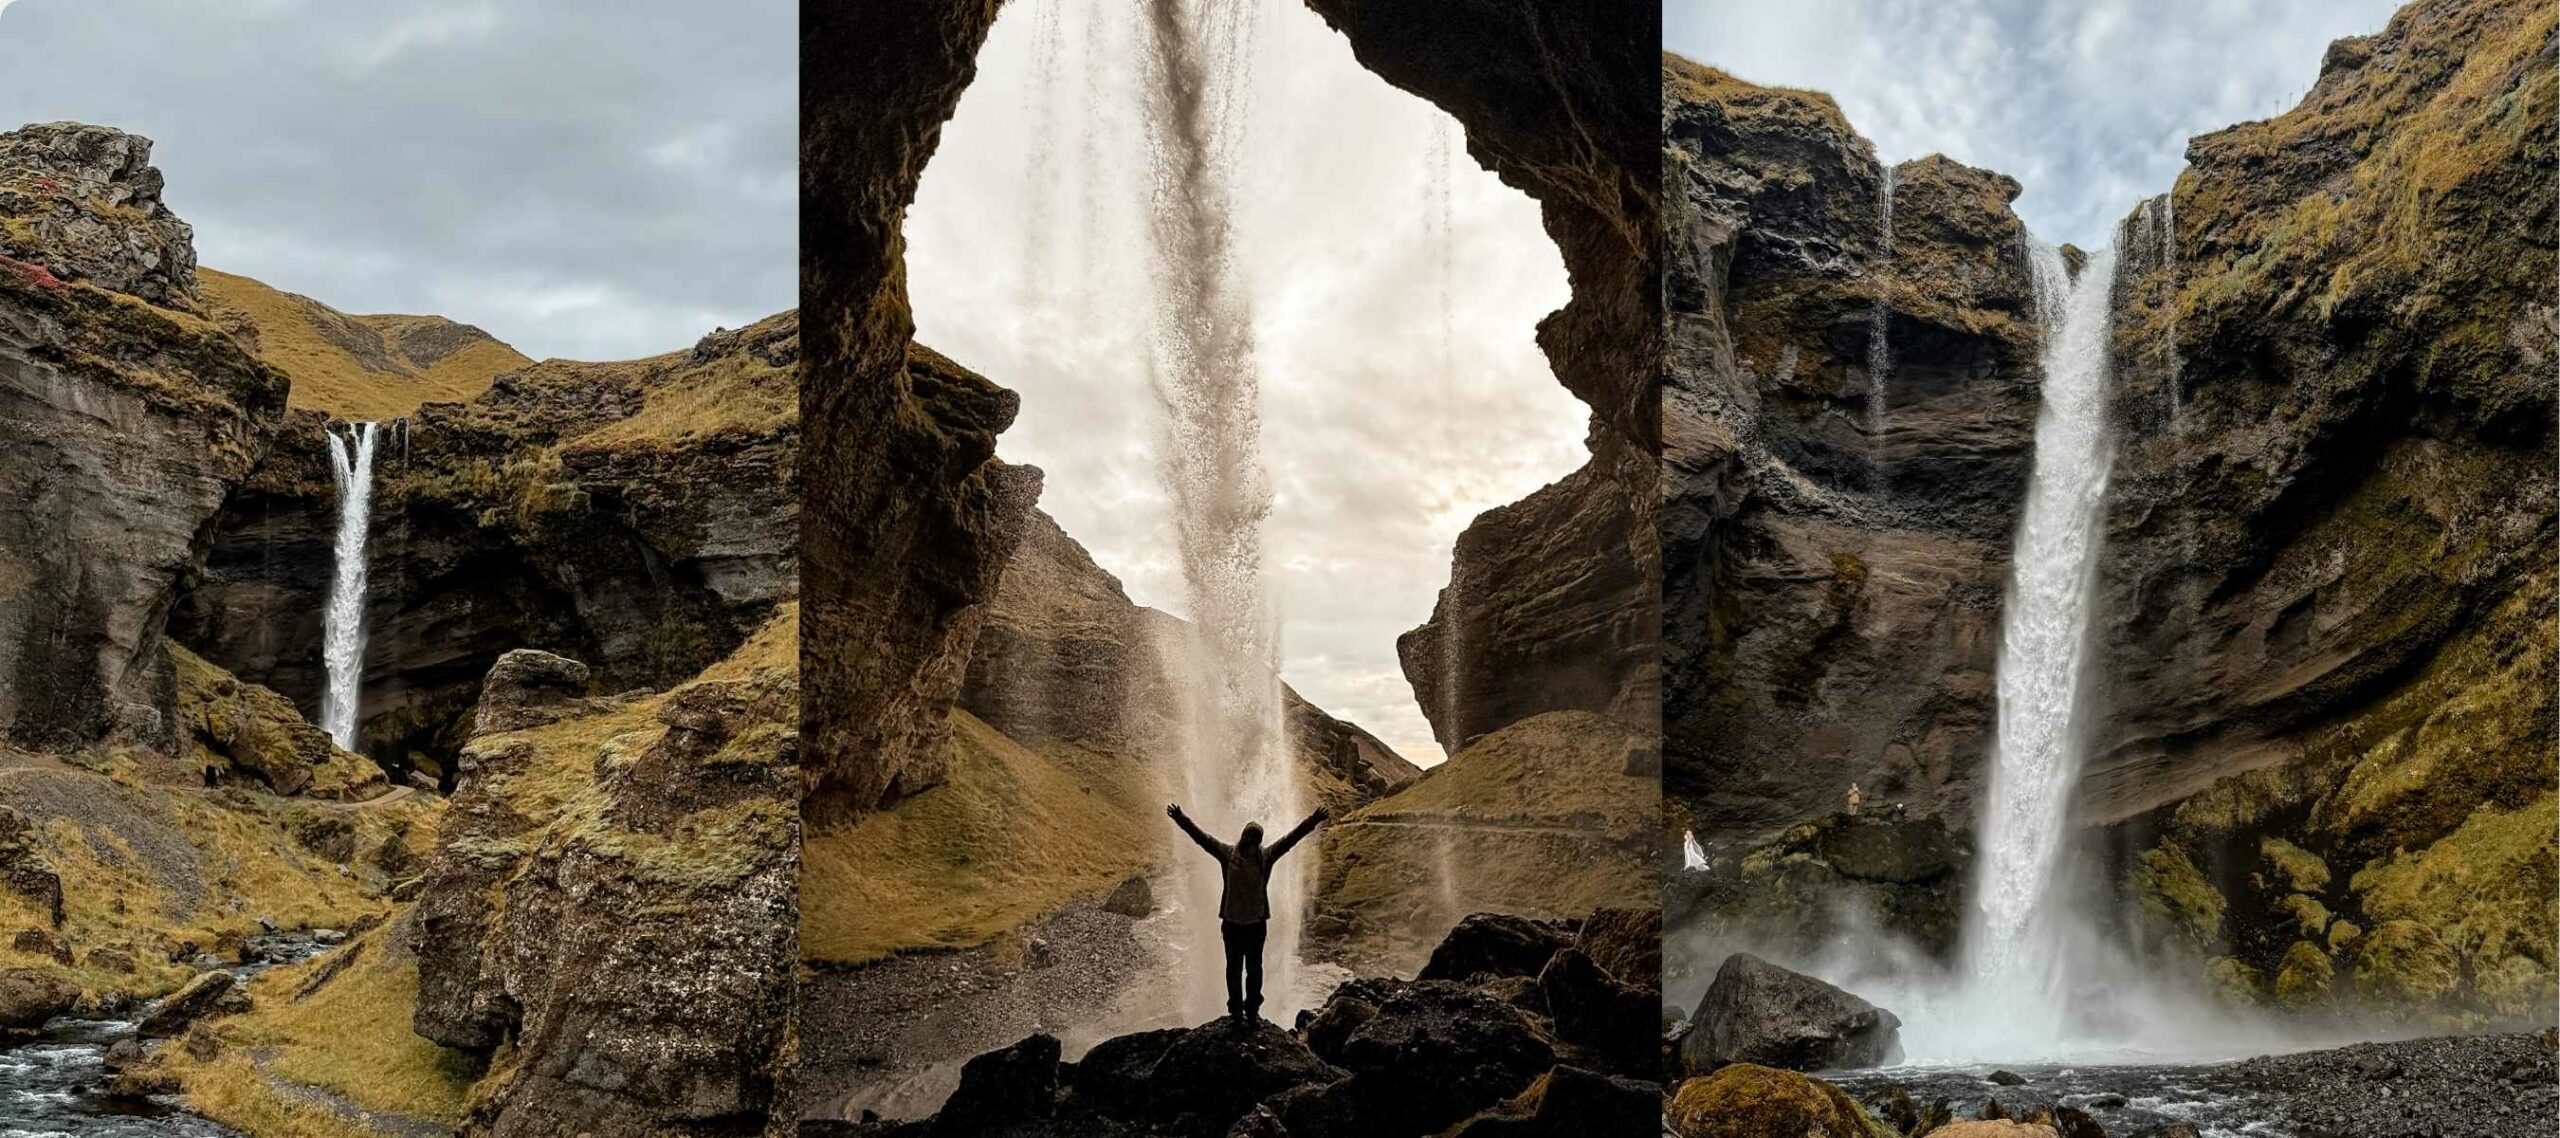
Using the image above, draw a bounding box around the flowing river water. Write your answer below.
[0,934,330,1138]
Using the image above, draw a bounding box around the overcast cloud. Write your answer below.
[1669,0,2406,248]
[907,0,1587,765]
[0,0,792,361]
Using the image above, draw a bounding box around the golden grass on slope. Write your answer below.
[199,267,528,420]
[169,1053,403,1138]
[214,920,482,1123]
[800,710,1161,966]
[571,313,798,449]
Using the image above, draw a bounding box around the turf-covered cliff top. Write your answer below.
[197,268,529,422]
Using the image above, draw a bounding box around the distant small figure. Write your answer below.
[201,764,222,789]
[1846,782,1864,817]
[1889,801,1908,823]
[1682,829,1710,872]
[1168,802,1328,1021]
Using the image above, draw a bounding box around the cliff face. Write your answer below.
[962,507,1421,814]
[0,124,285,751]
[1662,60,2044,843]
[2097,0,2557,1024]
[173,313,799,777]
[410,614,799,1137]
[800,1,1042,830]
[1303,0,1665,770]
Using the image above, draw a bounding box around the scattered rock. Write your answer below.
[0,808,64,926]
[11,927,71,966]
[470,649,592,734]
[1681,953,1902,1074]
[1987,1069,2026,1085]
[85,946,135,974]
[135,970,235,1038]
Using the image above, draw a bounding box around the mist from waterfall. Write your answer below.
[1137,0,1306,1022]
[320,420,380,751]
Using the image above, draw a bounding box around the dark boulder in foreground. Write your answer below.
[1681,953,1901,1074]
[839,910,1661,1137]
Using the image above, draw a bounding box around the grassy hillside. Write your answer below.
[199,268,528,420]
[800,709,1162,966]
[1311,709,1660,973]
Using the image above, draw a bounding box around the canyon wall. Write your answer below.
[2097,0,2556,1023]
[1662,59,2043,845]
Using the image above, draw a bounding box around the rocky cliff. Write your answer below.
[1306,0,1665,762]
[801,0,1042,830]
[173,311,799,780]
[0,123,285,752]
[409,612,800,1137]
[2095,0,2556,1025]
[1662,59,2044,846]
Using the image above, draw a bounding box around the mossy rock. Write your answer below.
[2327,920,2364,953]
[2279,893,2333,939]
[2260,837,2331,895]
[171,644,384,799]
[1667,1064,1897,1138]
[2351,919,2460,1007]
[2473,954,2558,1020]
[2202,956,2263,1008]
[2273,940,2336,1009]
[2129,841,2225,950]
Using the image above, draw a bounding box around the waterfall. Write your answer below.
[320,420,381,751]
[1021,0,1067,308]
[1963,238,2117,1018]
[1866,163,1898,444]
[1138,0,1304,1021]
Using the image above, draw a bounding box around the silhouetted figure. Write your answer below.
[201,764,221,789]
[1168,802,1328,1020]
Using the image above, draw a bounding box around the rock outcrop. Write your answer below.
[173,312,799,780]
[1662,59,2044,844]
[0,124,286,752]
[409,610,799,1137]
[1667,813,1968,975]
[1304,0,1664,760]
[169,643,385,798]
[1666,1063,1896,1138]
[0,122,197,306]
[1678,952,1901,1075]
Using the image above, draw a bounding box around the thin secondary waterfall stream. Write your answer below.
[1138,0,1306,1021]
[320,420,380,751]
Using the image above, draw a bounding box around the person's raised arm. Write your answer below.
[1168,804,1227,859]
[1267,806,1330,862]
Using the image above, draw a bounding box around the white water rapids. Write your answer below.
[319,420,380,750]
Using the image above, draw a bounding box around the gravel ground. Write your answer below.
[796,899,1176,1122]
[2214,1030,2557,1138]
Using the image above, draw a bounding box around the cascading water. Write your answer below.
[1137,0,1306,1021]
[1959,238,2117,1034]
[320,420,381,750]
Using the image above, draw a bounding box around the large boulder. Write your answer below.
[1417,913,1578,983]
[1126,1019,1343,1134]
[0,806,63,926]
[471,649,592,735]
[1536,947,1654,1075]
[1443,1065,1658,1138]
[1681,953,1901,1074]
[1666,1064,1895,1138]
[0,967,79,1035]
[1298,977,1558,1135]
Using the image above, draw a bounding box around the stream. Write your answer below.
[0,933,331,1138]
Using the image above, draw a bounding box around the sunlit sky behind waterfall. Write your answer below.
[1669,0,2406,250]
[907,0,1585,767]
[0,0,794,362]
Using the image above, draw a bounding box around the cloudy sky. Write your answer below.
[1669,0,2406,248]
[0,0,792,361]
[907,0,1587,765]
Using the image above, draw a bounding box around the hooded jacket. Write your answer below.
[1174,810,1323,922]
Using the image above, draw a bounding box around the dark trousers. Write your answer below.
[1221,919,1266,1016]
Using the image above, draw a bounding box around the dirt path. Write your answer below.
[249,1052,450,1138]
